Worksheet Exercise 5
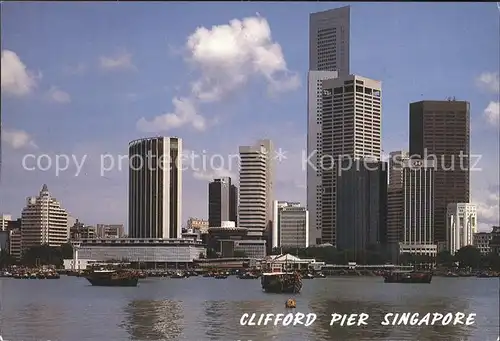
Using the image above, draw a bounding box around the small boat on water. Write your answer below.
[214,273,228,279]
[238,272,259,279]
[171,271,186,278]
[383,271,432,284]
[303,273,314,279]
[314,272,326,278]
[261,272,302,293]
[85,269,139,287]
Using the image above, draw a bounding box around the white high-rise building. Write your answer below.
[309,6,350,75]
[128,137,182,239]
[238,139,273,237]
[272,201,309,249]
[446,203,477,255]
[318,75,382,245]
[21,184,69,251]
[400,159,437,256]
[307,70,338,246]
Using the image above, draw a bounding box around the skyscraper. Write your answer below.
[388,150,409,189]
[319,75,382,245]
[401,159,436,256]
[238,139,273,238]
[21,184,69,251]
[307,70,338,245]
[309,6,350,75]
[128,137,182,239]
[387,150,409,257]
[409,100,470,245]
[307,6,351,245]
[336,159,388,253]
[208,177,238,227]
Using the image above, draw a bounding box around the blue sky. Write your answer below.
[1,2,499,232]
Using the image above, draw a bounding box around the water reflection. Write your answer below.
[310,296,472,340]
[3,303,63,340]
[203,300,282,340]
[121,300,183,340]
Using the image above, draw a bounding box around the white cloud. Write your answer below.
[2,128,38,149]
[138,15,300,132]
[99,52,136,71]
[136,97,206,132]
[47,86,71,104]
[476,72,499,93]
[483,101,499,127]
[1,50,38,96]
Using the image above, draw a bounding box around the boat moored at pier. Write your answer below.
[383,271,432,284]
[85,269,139,287]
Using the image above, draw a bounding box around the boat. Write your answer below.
[314,272,326,278]
[238,272,259,279]
[85,269,139,287]
[170,271,186,278]
[261,272,302,293]
[214,273,228,279]
[303,273,314,279]
[383,271,432,284]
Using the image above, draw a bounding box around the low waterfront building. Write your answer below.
[70,219,96,240]
[186,218,209,234]
[206,221,248,252]
[219,239,267,259]
[272,201,309,249]
[181,228,200,241]
[446,203,477,255]
[474,226,500,255]
[95,224,125,238]
[1,214,12,231]
[9,229,22,260]
[261,253,324,271]
[74,238,206,268]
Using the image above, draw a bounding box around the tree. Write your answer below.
[436,251,455,267]
[0,250,16,267]
[60,243,73,259]
[455,246,482,269]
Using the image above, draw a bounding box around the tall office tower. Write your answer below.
[388,150,409,189]
[387,150,409,258]
[309,6,350,75]
[238,139,274,238]
[336,159,388,253]
[401,159,436,256]
[272,201,309,249]
[208,177,238,227]
[307,70,338,246]
[320,75,382,245]
[446,203,477,255]
[409,100,470,245]
[128,137,182,239]
[21,184,69,251]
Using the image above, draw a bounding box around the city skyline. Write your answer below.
[1,3,499,232]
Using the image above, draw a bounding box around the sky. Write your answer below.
[1,2,499,233]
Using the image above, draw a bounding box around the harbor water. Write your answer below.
[0,276,498,340]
